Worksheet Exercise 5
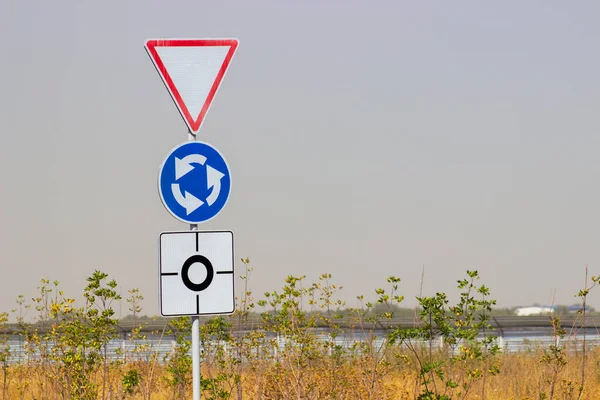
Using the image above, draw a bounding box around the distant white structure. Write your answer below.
[515,306,555,316]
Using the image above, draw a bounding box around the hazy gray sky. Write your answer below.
[1,1,600,318]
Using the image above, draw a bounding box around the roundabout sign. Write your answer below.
[158,141,231,224]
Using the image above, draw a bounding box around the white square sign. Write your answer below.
[159,230,235,316]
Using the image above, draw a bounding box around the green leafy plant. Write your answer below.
[163,316,192,399]
[347,276,405,399]
[539,312,568,400]
[574,266,599,399]
[122,368,141,397]
[388,270,501,400]
[42,271,121,400]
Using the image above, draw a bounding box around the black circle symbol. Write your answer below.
[181,255,214,292]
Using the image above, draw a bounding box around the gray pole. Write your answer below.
[192,314,200,399]
[189,130,201,400]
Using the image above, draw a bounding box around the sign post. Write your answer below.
[189,124,200,400]
[145,38,239,400]
[190,125,200,400]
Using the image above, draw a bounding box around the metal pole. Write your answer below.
[192,314,200,400]
[189,129,201,400]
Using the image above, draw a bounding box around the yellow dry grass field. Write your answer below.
[1,348,600,399]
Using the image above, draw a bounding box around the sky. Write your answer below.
[1,1,599,320]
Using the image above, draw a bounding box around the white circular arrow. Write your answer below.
[175,154,207,180]
[171,184,204,215]
[206,165,224,206]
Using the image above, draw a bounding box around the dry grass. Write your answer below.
[1,346,600,399]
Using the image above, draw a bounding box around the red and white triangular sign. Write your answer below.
[145,38,239,135]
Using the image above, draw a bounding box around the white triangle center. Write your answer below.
[155,46,230,121]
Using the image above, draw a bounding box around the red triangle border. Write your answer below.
[145,39,239,134]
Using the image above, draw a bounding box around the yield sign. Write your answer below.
[145,39,239,135]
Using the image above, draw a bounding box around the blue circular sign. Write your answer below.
[158,141,231,224]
